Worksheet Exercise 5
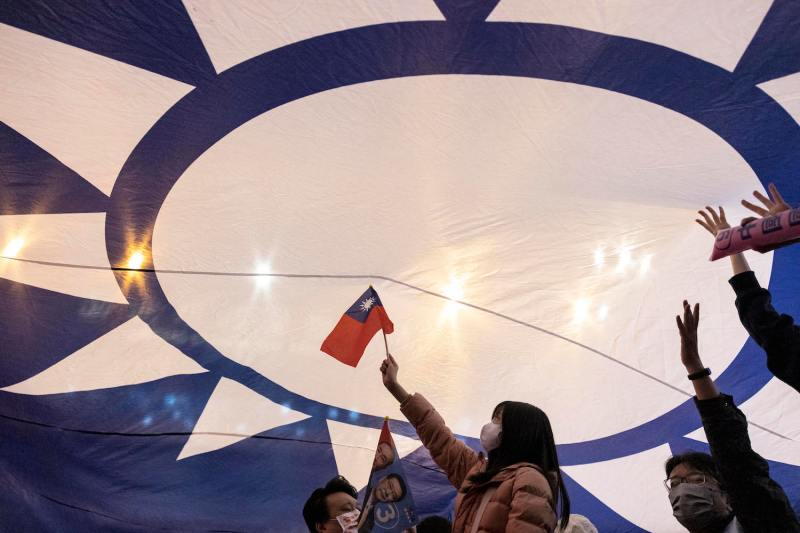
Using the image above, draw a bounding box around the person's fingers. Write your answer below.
[741,199,769,217]
[676,315,686,338]
[706,206,720,225]
[753,190,774,208]
[695,219,714,235]
[387,353,397,366]
[683,300,692,329]
[685,303,691,329]
[693,302,700,327]
[698,210,714,226]
[769,183,786,206]
[719,206,729,226]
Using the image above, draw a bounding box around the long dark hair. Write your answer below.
[469,401,570,529]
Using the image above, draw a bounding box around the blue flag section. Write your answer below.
[359,420,418,532]
[1,1,800,531]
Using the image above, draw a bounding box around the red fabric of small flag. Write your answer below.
[321,287,394,367]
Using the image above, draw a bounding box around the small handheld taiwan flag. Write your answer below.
[321,287,394,367]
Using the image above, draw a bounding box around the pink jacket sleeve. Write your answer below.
[400,393,481,489]
[505,467,557,533]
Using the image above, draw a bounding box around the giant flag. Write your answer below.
[1,1,799,531]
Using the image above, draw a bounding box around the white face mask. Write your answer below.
[480,421,502,452]
[335,508,361,533]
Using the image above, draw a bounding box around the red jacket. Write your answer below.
[401,393,557,533]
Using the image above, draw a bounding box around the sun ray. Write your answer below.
[183,0,444,73]
[0,213,126,303]
[489,0,773,71]
[0,278,134,388]
[0,124,108,216]
[0,1,215,85]
[2,317,206,395]
[759,71,800,126]
[0,23,194,196]
[734,0,800,83]
[177,378,310,461]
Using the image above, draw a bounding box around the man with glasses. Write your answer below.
[302,476,361,533]
[665,301,798,532]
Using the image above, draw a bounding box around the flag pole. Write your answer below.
[382,329,389,356]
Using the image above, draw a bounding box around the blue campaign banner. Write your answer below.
[358,419,418,532]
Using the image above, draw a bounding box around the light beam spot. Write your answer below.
[127,251,144,270]
[594,247,605,268]
[574,298,591,324]
[1,237,25,258]
[443,276,465,301]
[616,247,633,273]
[255,261,272,289]
[441,275,466,320]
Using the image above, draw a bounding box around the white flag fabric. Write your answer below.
[1,1,799,530]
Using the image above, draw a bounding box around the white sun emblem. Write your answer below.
[359,297,376,312]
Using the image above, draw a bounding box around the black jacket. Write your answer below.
[696,394,799,532]
[729,271,800,393]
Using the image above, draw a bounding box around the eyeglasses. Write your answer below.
[664,473,707,491]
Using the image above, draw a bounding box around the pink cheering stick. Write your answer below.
[711,207,800,260]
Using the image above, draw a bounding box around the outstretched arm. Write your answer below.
[380,354,480,488]
[675,301,799,531]
[676,301,718,400]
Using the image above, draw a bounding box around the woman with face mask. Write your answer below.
[380,354,570,532]
[669,301,799,532]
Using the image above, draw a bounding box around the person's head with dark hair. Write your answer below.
[473,401,571,530]
[664,452,733,532]
[374,473,407,502]
[302,476,360,532]
[416,515,452,533]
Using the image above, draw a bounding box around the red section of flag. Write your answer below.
[321,297,393,367]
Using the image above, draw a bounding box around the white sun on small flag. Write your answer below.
[359,297,376,312]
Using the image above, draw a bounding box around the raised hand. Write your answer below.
[741,183,791,217]
[675,300,719,400]
[380,353,410,403]
[676,300,702,373]
[696,206,730,237]
[380,353,399,389]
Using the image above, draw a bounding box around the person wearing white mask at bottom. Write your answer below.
[380,354,570,532]
[666,301,799,532]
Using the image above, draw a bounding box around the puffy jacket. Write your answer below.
[401,393,557,533]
